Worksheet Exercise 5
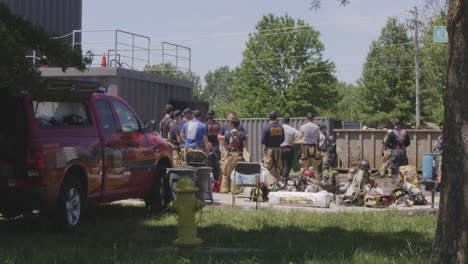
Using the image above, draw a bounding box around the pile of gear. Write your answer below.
[283,167,344,194]
[338,160,428,208]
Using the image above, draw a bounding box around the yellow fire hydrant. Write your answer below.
[169,175,205,247]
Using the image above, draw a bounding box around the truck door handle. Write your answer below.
[127,141,138,147]
[106,142,115,148]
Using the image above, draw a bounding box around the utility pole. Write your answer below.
[413,6,421,127]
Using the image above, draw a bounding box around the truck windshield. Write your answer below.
[33,101,92,128]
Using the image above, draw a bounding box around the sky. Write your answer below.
[82,0,427,84]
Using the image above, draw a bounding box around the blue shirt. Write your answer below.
[261,121,285,147]
[181,119,207,148]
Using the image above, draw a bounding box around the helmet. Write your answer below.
[359,160,371,170]
[391,188,406,200]
[301,169,314,178]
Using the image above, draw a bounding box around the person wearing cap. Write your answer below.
[299,113,321,178]
[159,104,173,140]
[261,111,285,182]
[169,110,182,166]
[205,110,221,182]
[221,118,247,193]
[385,118,411,184]
[280,116,302,181]
[379,129,393,178]
[178,108,193,166]
[218,112,248,182]
[180,110,210,157]
[318,125,330,174]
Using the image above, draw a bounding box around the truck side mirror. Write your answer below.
[145,120,156,132]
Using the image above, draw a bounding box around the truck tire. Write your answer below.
[57,176,85,231]
[145,164,170,214]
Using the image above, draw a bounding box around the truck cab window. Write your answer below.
[95,99,117,133]
[112,100,140,133]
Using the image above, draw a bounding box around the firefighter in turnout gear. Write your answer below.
[299,113,321,179]
[169,110,182,166]
[205,110,221,181]
[221,118,247,193]
[379,130,393,178]
[261,111,285,182]
[386,119,411,184]
[159,104,174,140]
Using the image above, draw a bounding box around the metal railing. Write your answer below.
[67,29,191,75]
[71,29,151,70]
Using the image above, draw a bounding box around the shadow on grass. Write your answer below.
[0,204,432,264]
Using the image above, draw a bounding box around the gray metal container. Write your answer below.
[194,167,212,202]
[40,67,194,122]
[335,129,440,170]
[166,167,197,200]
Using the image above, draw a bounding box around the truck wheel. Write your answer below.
[57,176,84,231]
[145,164,170,214]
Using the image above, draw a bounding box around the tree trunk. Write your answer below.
[430,0,468,263]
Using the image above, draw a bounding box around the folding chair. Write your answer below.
[232,162,262,209]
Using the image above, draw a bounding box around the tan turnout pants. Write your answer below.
[380,149,392,177]
[299,144,322,179]
[263,147,283,182]
[221,152,244,193]
[173,148,182,166]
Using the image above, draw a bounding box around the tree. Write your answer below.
[329,82,361,121]
[357,18,415,127]
[312,1,468,262]
[144,63,203,101]
[232,14,337,118]
[0,3,91,96]
[419,12,447,124]
[429,1,468,262]
[203,66,234,108]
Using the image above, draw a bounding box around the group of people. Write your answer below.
[270,112,337,182]
[159,105,248,193]
[159,105,339,194]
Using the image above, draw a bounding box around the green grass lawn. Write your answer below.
[0,204,436,264]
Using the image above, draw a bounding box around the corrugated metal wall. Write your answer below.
[1,0,82,43]
[335,129,440,170]
[215,118,340,163]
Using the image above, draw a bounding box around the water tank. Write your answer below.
[422,153,438,180]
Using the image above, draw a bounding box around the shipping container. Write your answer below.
[335,129,440,170]
[41,67,193,122]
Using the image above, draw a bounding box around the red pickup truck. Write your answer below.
[0,80,173,230]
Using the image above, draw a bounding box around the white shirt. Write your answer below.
[281,124,299,147]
